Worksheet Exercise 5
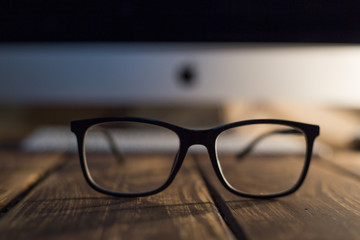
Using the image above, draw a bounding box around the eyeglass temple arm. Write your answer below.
[236,129,302,159]
[99,127,126,163]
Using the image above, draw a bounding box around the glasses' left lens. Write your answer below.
[84,121,179,194]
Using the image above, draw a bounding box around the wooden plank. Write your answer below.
[0,151,64,211]
[0,154,235,240]
[196,154,360,240]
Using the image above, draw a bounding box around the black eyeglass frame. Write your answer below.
[71,117,320,199]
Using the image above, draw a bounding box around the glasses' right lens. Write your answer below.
[84,121,179,194]
[216,124,307,196]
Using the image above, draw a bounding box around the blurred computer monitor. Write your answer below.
[1,43,360,107]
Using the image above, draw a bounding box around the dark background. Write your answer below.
[1,0,360,42]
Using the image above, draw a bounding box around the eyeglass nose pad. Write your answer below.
[205,143,227,182]
[167,145,189,182]
[170,151,180,173]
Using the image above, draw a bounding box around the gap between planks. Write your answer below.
[0,152,68,217]
[193,153,248,240]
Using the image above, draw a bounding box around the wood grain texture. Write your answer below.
[0,154,235,240]
[0,151,64,210]
[196,154,360,240]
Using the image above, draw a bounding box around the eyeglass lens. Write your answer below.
[84,122,179,194]
[216,124,306,195]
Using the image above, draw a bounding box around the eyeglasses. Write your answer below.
[71,117,319,198]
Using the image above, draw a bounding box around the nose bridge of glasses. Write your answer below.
[183,129,215,148]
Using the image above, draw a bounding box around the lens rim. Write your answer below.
[215,124,308,196]
[209,119,318,198]
[71,117,186,197]
[83,121,181,195]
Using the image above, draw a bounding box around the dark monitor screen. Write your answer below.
[1,0,360,42]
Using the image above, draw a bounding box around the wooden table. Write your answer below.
[0,149,359,240]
